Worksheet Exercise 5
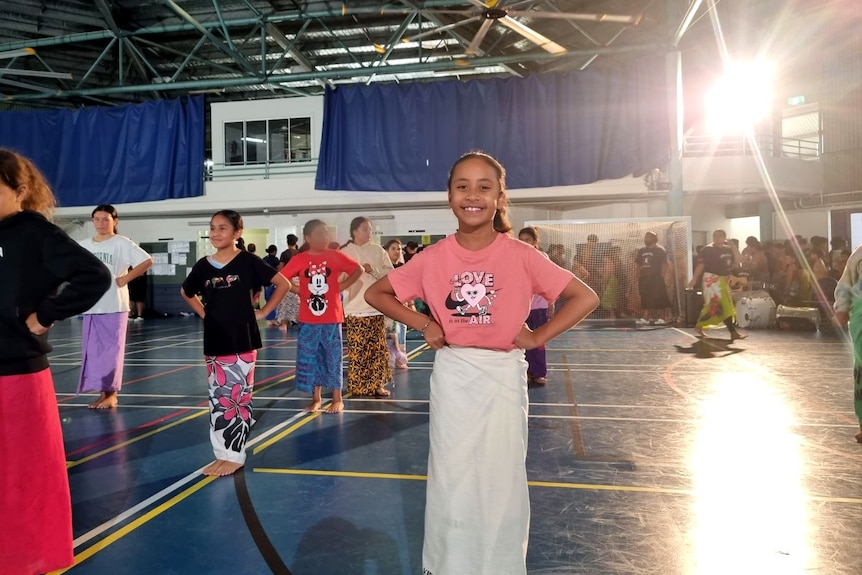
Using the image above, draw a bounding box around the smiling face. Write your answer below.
[352,220,373,245]
[387,241,402,264]
[448,157,501,233]
[92,210,117,237]
[209,214,242,250]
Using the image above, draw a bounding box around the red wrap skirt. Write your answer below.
[0,369,74,575]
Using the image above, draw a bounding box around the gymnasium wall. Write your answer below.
[51,93,826,249]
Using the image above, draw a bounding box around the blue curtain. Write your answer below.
[0,96,204,207]
[316,58,668,192]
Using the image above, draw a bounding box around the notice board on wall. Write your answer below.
[141,241,197,284]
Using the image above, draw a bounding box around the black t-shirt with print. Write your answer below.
[699,244,735,276]
[636,245,667,278]
[183,250,277,356]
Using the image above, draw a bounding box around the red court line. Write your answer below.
[662,359,691,399]
[65,407,196,457]
[122,365,198,387]
[65,366,298,458]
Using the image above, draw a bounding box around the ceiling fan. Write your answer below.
[403,0,641,56]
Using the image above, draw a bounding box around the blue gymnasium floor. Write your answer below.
[45,318,862,575]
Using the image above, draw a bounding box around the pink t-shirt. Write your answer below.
[388,233,574,351]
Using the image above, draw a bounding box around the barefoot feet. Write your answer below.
[88,391,119,409]
[304,400,322,412]
[326,400,345,414]
[202,459,244,477]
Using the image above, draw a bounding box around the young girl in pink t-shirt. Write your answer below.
[366,152,599,575]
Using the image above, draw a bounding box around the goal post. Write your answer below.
[524,217,693,321]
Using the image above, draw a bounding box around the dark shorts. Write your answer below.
[129,276,147,302]
[639,274,671,309]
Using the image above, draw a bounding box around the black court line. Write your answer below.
[234,468,294,575]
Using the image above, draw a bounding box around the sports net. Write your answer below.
[525,218,692,322]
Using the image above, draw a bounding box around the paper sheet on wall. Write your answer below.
[151,264,177,276]
[172,253,188,265]
[168,241,190,253]
[152,253,170,264]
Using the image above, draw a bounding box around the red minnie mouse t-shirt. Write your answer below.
[280,249,359,324]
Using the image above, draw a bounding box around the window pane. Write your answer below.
[289,117,312,161]
[268,119,289,164]
[225,122,244,165]
[245,120,267,164]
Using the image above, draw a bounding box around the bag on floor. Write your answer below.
[775,305,819,331]
[735,291,776,329]
[685,288,702,327]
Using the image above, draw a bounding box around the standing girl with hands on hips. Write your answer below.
[281,219,363,414]
[365,152,599,575]
[0,149,113,575]
[78,204,153,409]
[181,210,290,477]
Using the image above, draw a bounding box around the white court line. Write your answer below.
[50,332,198,359]
[70,409,310,549]
[55,403,860,428]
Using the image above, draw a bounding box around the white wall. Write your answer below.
[772,208,830,240]
[210,97,325,165]
[682,155,822,195]
[728,216,761,242]
[65,204,565,249]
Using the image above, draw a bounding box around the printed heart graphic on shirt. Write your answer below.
[460,283,487,308]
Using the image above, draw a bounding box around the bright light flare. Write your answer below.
[704,61,773,133]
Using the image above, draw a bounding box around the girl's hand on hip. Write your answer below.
[514,324,540,350]
[423,321,446,350]
[26,313,51,335]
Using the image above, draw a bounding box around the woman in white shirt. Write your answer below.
[78,205,153,408]
[341,217,394,396]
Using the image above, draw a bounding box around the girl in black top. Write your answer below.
[182,210,290,477]
[0,149,112,575]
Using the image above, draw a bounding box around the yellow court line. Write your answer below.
[65,373,299,469]
[251,467,862,504]
[56,343,433,571]
[254,467,428,481]
[48,475,219,575]
[66,410,207,469]
[253,343,429,456]
[252,406,330,455]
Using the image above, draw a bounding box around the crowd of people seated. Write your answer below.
[719,234,848,308]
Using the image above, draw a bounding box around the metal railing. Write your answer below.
[206,158,319,181]
[683,134,821,160]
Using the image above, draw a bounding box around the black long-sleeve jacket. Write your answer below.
[0,210,112,375]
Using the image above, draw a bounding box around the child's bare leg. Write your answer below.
[305,386,322,412]
[326,389,344,414]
